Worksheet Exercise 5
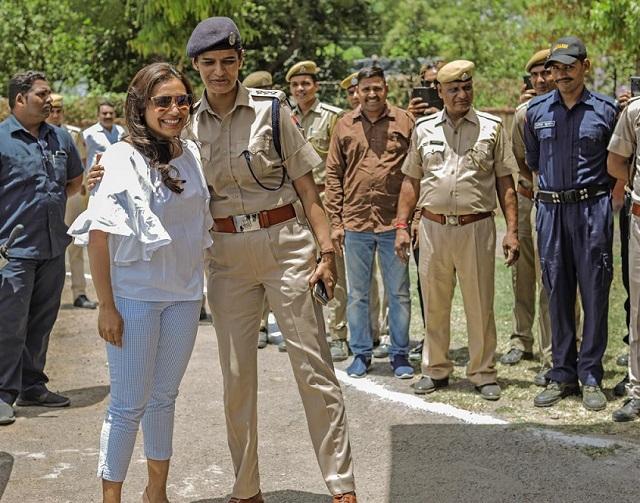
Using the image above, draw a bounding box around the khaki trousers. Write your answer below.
[207,220,354,498]
[627,214,640,398]
[419,216,497,386]
[64,191,88,299]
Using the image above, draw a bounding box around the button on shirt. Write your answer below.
[0,115,83,259]
[83,122,126,170]
[324,104,414,232]
[524,88,617,191]
[187,84,321,219]
[608,97,640,203]
[401,108,516,215]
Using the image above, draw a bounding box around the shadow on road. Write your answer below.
[192,490,331,503]
[14,385,109,418]
[388,423,640,503]
[0,451,14,499]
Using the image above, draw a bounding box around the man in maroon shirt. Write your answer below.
[325,66,415,379]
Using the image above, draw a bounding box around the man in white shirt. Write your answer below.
[82,101,126,170]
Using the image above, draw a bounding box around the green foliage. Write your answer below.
[1,0,639,109]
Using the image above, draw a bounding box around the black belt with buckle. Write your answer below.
[536,185,610,204]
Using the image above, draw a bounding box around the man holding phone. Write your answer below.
[407,61,444,118]
[394,60,519,401]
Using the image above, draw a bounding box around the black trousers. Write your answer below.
[0,255,65,404]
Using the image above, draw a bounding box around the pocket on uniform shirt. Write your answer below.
[466,141,493,171]
[419,142,446,171]
[246,134,279,178]
[579,127,603,159]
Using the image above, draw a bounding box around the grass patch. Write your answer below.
[407,214,638,442]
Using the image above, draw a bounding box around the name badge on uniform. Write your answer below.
[429,140,445,145]
[534,120,555,130]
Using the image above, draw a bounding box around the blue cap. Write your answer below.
[187,17,242,59]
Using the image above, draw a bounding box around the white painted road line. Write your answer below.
[335,370,507,425]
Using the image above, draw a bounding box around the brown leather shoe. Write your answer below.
[228,491,264,503]
[333,492,357,503]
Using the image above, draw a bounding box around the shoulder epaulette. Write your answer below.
[527,93,551,109]
[416,113,439,125]
[65,124,81,133]
[248,88,286,101]
[515,101,529,112]
[589,90,617,109]
[476,110,502,123]
[320,102,343,115]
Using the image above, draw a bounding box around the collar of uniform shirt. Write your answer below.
[294,98,321,117]
[352,103,393,124]
[195,82,250,119]
[550,87,591,107]
[436,107,478,127]
[7,113,54,140]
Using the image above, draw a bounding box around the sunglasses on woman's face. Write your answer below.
[149,94,193,110]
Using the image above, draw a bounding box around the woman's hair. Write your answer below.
[125,62,194,193]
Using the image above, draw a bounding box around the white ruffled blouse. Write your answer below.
[68,140,213,302]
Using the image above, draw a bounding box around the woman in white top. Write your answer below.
[69,63,212,503]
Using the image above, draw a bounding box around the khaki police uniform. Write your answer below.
[62,123,88,300]
[608,96,640,398]
[188,84,354,498]
[291,97,352,341]
[402,105,517,385]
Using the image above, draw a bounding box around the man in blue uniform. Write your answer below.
[0,71,84,425]
[524,37,617,411]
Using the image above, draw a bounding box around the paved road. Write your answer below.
[1,283,640,503]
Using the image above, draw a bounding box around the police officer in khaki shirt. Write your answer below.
[186,18,356,503]
[608,95,640,422]
[340,72,360,110]
[286,61,353,359]
[505,50,554,376]
[46,94,97,310]
[395,60,519,401]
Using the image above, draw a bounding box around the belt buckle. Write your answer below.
[562,189,578,203]
[446,215,459,226]
[233,213,261,232]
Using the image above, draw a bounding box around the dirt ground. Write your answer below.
[1,273,640,503]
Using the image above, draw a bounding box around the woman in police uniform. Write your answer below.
[186,17,357,503]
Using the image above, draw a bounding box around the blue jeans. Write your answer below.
[344,230,410,357]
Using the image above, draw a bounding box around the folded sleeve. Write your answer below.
[67,142,172,265]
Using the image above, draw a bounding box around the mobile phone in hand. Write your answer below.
[523,75,533,90]
[411,86,443,110]
[631,76,640,97]
[312,280,329,306]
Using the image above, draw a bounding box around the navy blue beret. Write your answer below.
[187,17,242,58]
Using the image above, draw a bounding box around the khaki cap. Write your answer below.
[525,49,551,72]
[437,60,475,83]
[286,60,318,82]
[51,93,63,108]
[340,72,358,90]
[242,71,273,88]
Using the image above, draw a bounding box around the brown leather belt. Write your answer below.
[213,203,296,233]
[517,183,534,200]
[631,202,640,218]
[422,209,493,226]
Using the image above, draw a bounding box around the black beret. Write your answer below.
[187,17,242,59]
